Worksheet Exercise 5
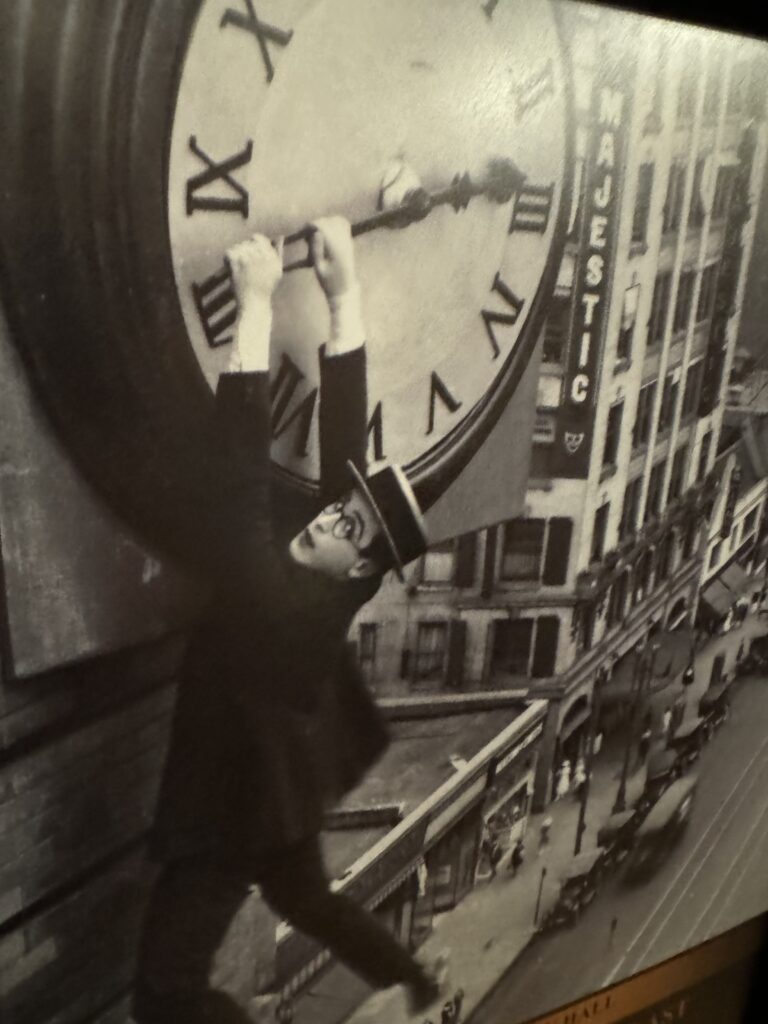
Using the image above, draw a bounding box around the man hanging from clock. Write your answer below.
[132,217,451,1023]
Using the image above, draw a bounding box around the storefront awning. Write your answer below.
[701,578,734,618]
[560,703,591,742]
[720,561,749,596]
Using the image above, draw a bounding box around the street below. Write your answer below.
[468,673,768,1024]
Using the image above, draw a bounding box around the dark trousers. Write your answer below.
[133,836,425,1023]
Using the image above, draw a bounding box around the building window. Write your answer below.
[602,401,624,471]
[668,444,689,500]
[617,284,640,362]
[413,622,447,683]
[658,373,679,434]
[673,270,696,334]
[742,506,759,540]
[682,360,704,418]
[662,163,686,234]
[709,541,722,569]
[656,533,674,581]
[531,616,560,678]
[542,293,571,364]
[421,539,455,585]
[682,520,698,560]
[620,477,643,539]
[697,430,713,481]
[648,272,672,346]
[631,164,654,243]
[590,502,610,563]
[712,165,735,219]
[696,262,719,322]
[501,519,546,581]
[633,381,657,448]
[606,571,629,629]
[688,157,707,228]
[491,618,534,677]
[645,460,667,521]
[358,623,377,683]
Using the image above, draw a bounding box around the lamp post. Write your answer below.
[574,665,608,855]
[534,866,547,925]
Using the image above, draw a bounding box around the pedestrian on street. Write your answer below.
[132,223,449,1024]
[538,816,553,853]
[638,726,652,763]
[556,759,571,800]
[573,757,587,801]
[509,838,525,877]
[453,988,465,1021]
[441,998,457,1023]
[608,916,618,948]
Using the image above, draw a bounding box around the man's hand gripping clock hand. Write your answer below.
[225,233,284,374]
[311,216,365,357]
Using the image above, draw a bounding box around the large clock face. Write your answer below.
[169,0,572,492]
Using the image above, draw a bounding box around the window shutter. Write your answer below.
[542,518,573,585]
[455,533,478,588]
[446,619,468,689]
[531,616,560,677]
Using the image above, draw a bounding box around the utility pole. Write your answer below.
[574,665,607,855]
[613,640,659,813]
[612,644,644,813]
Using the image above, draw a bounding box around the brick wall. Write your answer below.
[0,637,182,1024]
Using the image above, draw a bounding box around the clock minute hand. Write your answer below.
[282,158,526,272]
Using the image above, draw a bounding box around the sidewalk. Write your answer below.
[292,612,766,1024]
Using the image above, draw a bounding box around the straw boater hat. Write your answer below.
[345,460,429,581]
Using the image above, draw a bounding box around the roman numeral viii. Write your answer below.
[186,137,253,218]
[220,1,294,83]
[481,273,525,358]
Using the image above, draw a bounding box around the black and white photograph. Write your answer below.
[0,2,767,1024]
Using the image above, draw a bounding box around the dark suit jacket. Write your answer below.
[150,346,389,866]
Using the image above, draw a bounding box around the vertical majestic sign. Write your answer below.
[554,42,633,478]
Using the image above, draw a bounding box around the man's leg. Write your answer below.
[258,836,443,1008]
[132,858,253,1024]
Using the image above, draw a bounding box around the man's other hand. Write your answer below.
[227,233,284,305]
[224,234,283,375]
[310,217,357,301]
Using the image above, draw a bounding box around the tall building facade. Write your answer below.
[351,7,768,810]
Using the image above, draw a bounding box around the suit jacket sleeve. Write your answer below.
[319,344,368,505]
[195,371,287,604]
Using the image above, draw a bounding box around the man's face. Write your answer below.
[288,487,383,580]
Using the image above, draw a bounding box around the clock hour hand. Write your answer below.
[282,158,526,272]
